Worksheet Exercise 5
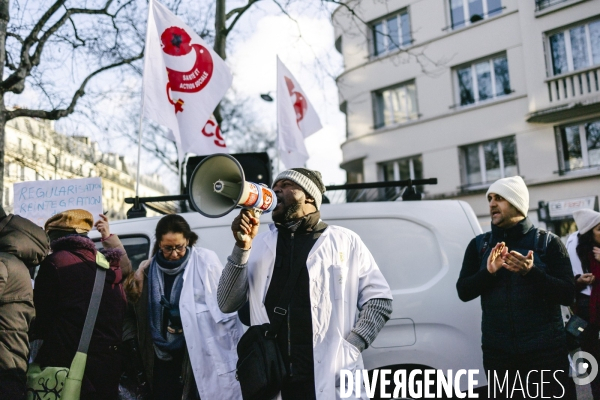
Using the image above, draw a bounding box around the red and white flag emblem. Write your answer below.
[277,57,322,168]
[142,0,231,161]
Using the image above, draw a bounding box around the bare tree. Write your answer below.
[9,0,435,199]
[0,0,145,204]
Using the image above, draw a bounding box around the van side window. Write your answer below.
[93,235,150,271]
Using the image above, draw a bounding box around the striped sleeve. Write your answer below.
[346,298,393,352]
[217,245,250,313]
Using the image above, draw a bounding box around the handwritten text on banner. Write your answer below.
[13,177,103,227]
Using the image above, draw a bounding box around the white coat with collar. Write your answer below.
[246,224,393,400]
[179,246,243,399]
[566,232,591,296]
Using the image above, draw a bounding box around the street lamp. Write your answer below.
[260,92,274,102]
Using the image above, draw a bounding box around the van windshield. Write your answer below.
[93,235,150,271]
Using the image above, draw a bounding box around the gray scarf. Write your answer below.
[148,249,190,360]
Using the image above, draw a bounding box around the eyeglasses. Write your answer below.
[160,244,187,254]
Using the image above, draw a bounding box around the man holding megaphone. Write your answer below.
[217,168,393,400]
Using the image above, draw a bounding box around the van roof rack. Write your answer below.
[123,178,437,218]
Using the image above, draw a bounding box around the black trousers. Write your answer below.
[281,379,316,400]
[483,348,576,399]
[0,373,25,400]
[152,354,184,400]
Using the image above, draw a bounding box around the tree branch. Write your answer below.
[1,0,115,93]
[6,32,23,45]
[322,0,367,24]
[66,16,85,48]
[5,51,142,121]
[225,0,261,35]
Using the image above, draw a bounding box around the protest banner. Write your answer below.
[13,177,103,227]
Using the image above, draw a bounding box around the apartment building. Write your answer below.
[3,117,171,220]
[333,0,600,234]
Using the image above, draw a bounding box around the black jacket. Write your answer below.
[456,218,575,354]
[264,212,327,382]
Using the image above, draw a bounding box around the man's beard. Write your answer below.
[273,202,300,223]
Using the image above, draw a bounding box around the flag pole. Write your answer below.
[275,55,281,177]
[135,1,152,201]
[179,154,185,195]
[135,109,145,199]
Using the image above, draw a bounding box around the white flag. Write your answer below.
[142,0,231,162]
[277,57,322,168]
[197,114,228,154]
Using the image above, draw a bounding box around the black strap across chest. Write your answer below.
[477,228,551,264]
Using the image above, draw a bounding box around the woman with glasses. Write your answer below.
[125,214,242,400]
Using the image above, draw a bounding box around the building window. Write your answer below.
[548,19,600,76]
[380,155,423,182]
[455,54,511,106]
[536,0,569,11]
[379,156,424,199]
[449,0,502,30]
[24,119,33,135]
[372,10,411,56]
[4,188,9,206]
[461,137,518,187]
[373,81,418,129]
[557,119,600,172]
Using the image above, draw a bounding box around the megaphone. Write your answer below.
[188,154,277,239]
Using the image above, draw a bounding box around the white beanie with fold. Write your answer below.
[573,209,600,235]
[486,176,529,217]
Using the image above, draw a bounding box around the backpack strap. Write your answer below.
[78,266,106,354]
[534,229,552,258]
[476,232,492,264]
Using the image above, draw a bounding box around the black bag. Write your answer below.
[565,313,588,339]
[236,323,286,400]
[235,251,305,399]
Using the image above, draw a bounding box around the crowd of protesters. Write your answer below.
[0,168,600,400]
[0,167,391,400]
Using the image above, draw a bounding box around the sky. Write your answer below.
[226,3,347,186]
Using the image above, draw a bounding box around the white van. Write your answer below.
[91,200,485,392]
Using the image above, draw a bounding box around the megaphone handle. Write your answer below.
[237,208,263,242]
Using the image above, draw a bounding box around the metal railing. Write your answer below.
[554,164,600,176]
[546,66,600,104]
[123,178,438,217]
[535,0,569,11]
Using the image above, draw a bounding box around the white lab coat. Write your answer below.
[179,246,243,399]
[246,224,393,400]
[566,231,592,296]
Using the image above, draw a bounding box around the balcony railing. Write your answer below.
[546,66,600,104]
[535,0,569,11]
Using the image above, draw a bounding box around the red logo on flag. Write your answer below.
[284,76,308,126]
[201,119,226,148]
[161,27,214,113]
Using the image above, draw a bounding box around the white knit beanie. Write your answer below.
[485,176,529,217]
[573,209,600,235]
